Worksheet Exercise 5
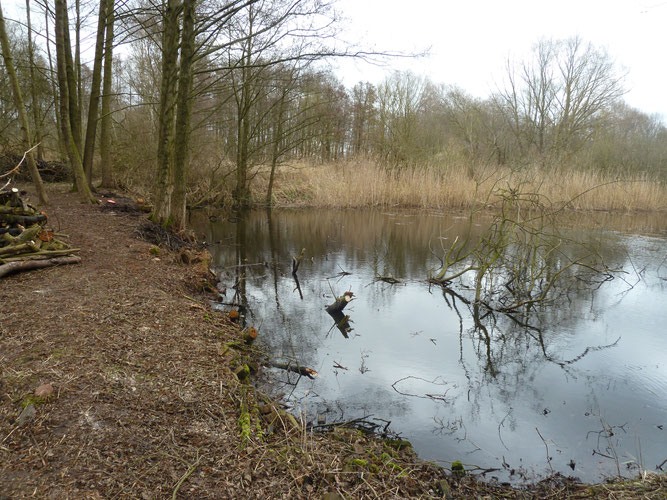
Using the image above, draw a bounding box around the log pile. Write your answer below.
[0,187,80,278]
[0,152,69,182]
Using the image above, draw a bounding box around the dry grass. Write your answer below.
[261,160,667,212]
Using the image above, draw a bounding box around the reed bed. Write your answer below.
[262,160,666,212]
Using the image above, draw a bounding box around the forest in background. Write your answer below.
[1,0,666,227]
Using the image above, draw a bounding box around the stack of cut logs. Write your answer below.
[0,187,80,278]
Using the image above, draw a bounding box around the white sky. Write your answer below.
[334,0,667,119]
[2,0,665,118]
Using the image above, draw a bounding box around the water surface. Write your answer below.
[194,209,667,483]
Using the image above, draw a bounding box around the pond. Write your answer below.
[193,208,667,484]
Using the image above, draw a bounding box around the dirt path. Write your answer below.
[0,187,441,499]
[1,187,664,499]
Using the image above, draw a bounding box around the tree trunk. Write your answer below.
[81,0,109,187]
[75,0,82,150]
[54,0,96,203]
[44,2,65,159]
[232,9,254,210]
[170,0,195,231]
[152,0,181,223]
[0,2,49,205]
[63,0,82,157]
[25,0,44,161]
[99,0,115,188]
[266,89,287,206]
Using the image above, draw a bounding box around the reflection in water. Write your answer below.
[194,208,667,483]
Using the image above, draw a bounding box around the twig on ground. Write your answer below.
[172,453,203,500]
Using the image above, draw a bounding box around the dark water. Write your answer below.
[194,209,667,483]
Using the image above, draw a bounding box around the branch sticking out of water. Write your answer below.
[535,427,554,475]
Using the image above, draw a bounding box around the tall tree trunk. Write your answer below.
[170,0,195,230]
[54,0,96,203]
[63,0,82,156]
[25,0,44,161]
[44,2,65,158]
[152,0,181,223]
[0,0,49,204]
[75,0,82,145]
[82,0,108,187]
[266,91,286,206]
[99,0,115,188]
[233,14,253,210]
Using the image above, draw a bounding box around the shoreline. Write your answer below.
[1,185,665,498]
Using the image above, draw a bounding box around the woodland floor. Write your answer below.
[1,185,665,499]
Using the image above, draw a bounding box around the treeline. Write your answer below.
[0,1,665,224]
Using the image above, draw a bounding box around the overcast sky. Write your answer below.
[2,0,665,118]
[334,0,667,119]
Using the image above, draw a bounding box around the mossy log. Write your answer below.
[0,240,42,257]
[325,291,354,314]
[0,255,81,278]
[0,227,22,236]
[0,248,80,263]
[0,205,37,215]
[0,214,46,225]
[0,225,41,245]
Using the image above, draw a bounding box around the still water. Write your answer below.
[194,209,667,483]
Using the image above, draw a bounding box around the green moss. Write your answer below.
[451,460,465,476]
[239,410,251,447]
[20,394,48,408]
[349,458,368,467]
[384,438,411,451]
[149,245,160,256]
[380,452,403,473]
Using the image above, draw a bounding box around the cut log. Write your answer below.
[0,255,81,278]
[268,360,318,379]
[325,291,354,314]
[0,248,80,262]
[0,214,46,225]
[0,240,41,257]
[242,327,258,345]
[0,225,41,245]
[0,227,22,236]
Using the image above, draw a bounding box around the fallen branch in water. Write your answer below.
[536,427,554,475]
[292,248,305,275]
[268,360,318,379]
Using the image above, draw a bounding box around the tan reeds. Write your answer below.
[262,160,666,212]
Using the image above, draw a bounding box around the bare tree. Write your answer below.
[24,0,44,161]
[99,0,115,188]
[0,0,48,204]
[171,0,196,230]
[54,0,95,202]
[494,37,625,161]
[82,0,111,187]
